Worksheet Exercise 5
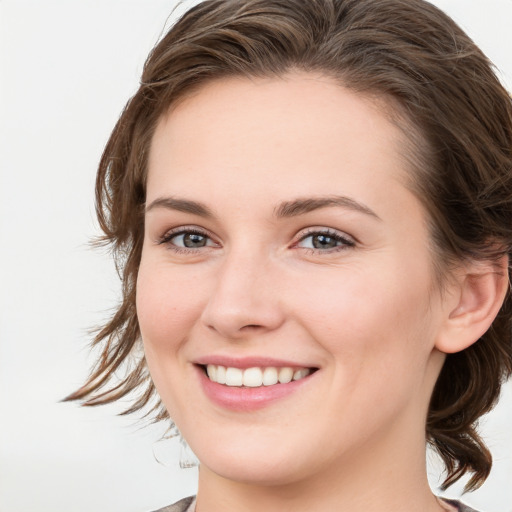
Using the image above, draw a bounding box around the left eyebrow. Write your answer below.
[274,195,382,220]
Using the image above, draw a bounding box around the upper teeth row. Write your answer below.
[206,365,311,387]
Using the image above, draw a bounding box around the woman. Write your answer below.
[68,0,512,511]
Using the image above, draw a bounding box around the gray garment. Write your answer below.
[151,496,195,512]
[444,498,480,512]
[151,496,479,512]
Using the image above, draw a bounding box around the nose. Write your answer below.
[200,251,285,339]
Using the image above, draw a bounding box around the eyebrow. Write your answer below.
[274,195,381,220]
[145,197,214,217]
[145,194,381,221]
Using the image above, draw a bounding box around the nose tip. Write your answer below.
[200,257,285,339]
[202,295,284,340]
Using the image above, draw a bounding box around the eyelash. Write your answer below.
[157,227,356,254]
[158,227,217,254]
[295,228,356,253]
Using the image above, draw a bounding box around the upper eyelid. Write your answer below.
[165,225,210,235]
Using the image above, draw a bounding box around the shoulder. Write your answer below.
[150,496,196,512]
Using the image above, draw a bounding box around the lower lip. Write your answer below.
[196,366,314,411]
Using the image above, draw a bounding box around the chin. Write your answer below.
[190,436,313,486]
[202,458,307,487]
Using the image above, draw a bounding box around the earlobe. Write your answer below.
[435,255,509,354]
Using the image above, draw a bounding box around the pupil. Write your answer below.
[313,234,337,249]
[183,233,206,248]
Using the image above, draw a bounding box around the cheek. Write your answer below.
[136,261,205,346]
[290,260,435,368]
[135,261,204,416]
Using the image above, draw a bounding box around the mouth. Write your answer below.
[201,364,316,388]
[195,358,319,410]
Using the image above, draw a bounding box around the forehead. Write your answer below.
[148,72,411,196]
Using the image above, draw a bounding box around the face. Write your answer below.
[137,73,449,486]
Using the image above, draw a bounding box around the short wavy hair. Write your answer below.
[68,0,512,491]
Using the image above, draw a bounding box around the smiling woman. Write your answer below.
[66,1,512,511]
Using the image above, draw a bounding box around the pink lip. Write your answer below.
[194,364,316,412]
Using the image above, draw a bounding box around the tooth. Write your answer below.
[243,367,263,387]
[216,365,227,384]
[278,367,293,384]
[262,367,278,386]
[206,364,217,380]
[293,368,309,381]
[209,364,310,386]
[225,367,243,387]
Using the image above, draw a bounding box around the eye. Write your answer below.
[173,232,209,248]
[158,228,218,251]
[296,229,355,251]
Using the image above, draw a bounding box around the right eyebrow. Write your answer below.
[145,196,214,218]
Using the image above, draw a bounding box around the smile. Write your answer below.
[205,365,312,387]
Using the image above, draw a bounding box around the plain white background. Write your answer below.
[0,1,511,511]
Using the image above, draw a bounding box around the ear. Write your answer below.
[435,255,509,354]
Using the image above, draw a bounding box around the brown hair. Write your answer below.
[67,0,512,491]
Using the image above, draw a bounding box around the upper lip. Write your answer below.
[194,355,317,369]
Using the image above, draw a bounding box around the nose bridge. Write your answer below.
[201,244,283,338]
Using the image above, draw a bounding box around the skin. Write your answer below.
[137,73,470,512]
